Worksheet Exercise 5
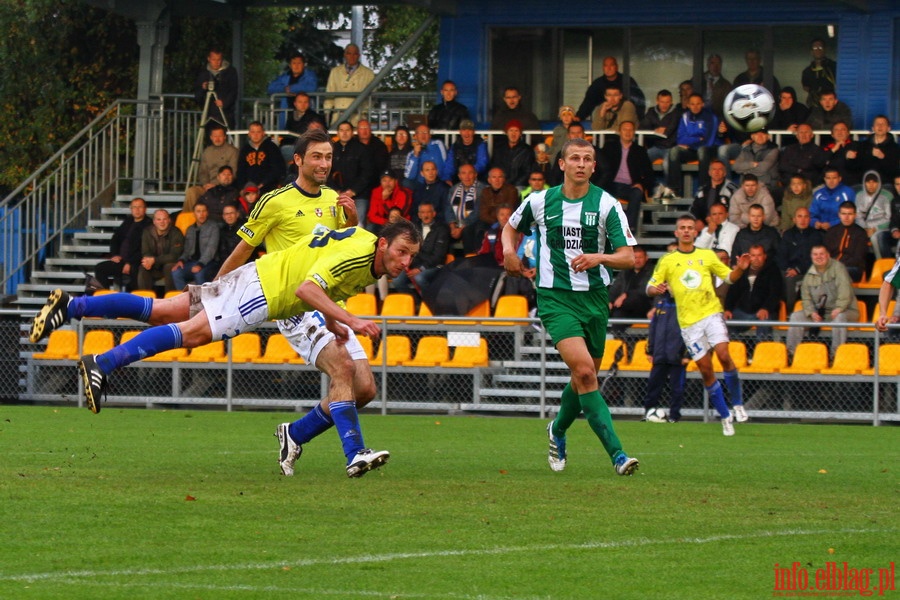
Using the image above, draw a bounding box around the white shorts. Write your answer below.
[189,262,270,340]
[277,312,367,366]
[681,313,730,361]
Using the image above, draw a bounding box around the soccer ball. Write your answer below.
[645,407,668,423]
[723,84,775,133]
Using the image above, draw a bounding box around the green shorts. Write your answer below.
[536,287,610,358]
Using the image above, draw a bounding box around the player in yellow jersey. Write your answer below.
[33,221,420,478]
[647,214,752,436]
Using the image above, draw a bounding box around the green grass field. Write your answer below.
[0,405,896,599]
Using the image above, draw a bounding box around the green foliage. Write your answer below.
[365,5,439,92]
[0,406,896,599]
[0,0,137,192]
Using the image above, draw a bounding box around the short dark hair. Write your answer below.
[293,129,332,158]
[288,51,305,61]
[657,89,672,98]
[218,165,233,174]
[741,173,759,183]
[748,203,765,213]
[337,120,354,130]
[561,138,595,159]
[839,200,856,212]
[380,218,423,247]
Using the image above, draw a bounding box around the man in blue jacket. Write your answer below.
[809,167,855,231]
[666,93,720,197]
[641,290,688,422]
[267,53,318,129]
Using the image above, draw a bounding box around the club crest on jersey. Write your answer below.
[584,212,598,227]
[295,209,305,217]
[315,208,323,217]
[679,269,702,289]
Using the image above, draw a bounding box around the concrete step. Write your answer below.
[30,270,88,281]
[73,232,112,242]
[46,257,104,268]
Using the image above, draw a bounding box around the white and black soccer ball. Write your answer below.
[723,84,775,133]
[645,407,668,423]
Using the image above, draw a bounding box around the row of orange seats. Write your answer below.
[32,330,490,369]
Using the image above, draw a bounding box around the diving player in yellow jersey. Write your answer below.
[647,214,751,436]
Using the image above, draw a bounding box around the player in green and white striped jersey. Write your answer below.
[502,137,640,476]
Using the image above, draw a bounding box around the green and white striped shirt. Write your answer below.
[509,184,636,292]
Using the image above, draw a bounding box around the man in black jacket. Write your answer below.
[778,207,824,309]
[608,245,653,330]
[94,198,152,291]
[391,202,450,298]
[600,120,654,231]
[725,244,784,338]
[427,80,471,131]
[236,122,286,195]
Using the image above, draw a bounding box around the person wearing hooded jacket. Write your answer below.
[854,170,893,259]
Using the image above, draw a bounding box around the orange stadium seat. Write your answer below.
[402,336,449,367]
[252,334,299,364]
[32,330,78,360]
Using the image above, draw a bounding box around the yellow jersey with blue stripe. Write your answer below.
[238,182,347,253]
[647,247,733,328]
[255,227,377,319]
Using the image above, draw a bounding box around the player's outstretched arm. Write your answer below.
[295,281,381,340]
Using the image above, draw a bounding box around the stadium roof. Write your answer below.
[85,0,458,19]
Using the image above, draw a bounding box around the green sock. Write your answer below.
[553,383,581,437]
[579,390,624,463]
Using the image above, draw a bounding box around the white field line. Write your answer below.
[0,527,888,586]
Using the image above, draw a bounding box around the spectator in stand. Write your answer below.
[405,124,447,186]
[389,125,413,181]
[702,54,731,119]
[810,167,856,231]
[280,92,327,162]
[532,144,552,177]
[786,245,859,356]
[770,87,810,142]
[357,119,390,186]
[183,124,238,213]
[490,120,535,188]
[193,47,239,132]
[323,43,375,125]
[137,209,184,293]
[366,170,412,235]
[520,171,549,201]
[608,245,654,330]
[427,80,471,131]
[889,175,900,255]
[549,105,578,159]
[641,290,688,423]
[198,165,240,223]
[696,202,740,257]
[822,121,859,186]
[236,122,286,195]
[779,175,813,232]
[548,122,606,187]
[846,115,900,184]
[690,159,738,229]
[724,244,784,338]
[778,123,826,187]
[490,87,539,131]
[411,160,450,224]
[267,52,318,130]
[236,182,259,217]
[733,49,780,96]
[329,121,375,226]
[94,198,152,292]
[854,171,893,259]
[823,201,868,282]
[591,85,638,132]
[446,164,487,256]
[479,167,520,229]
[575,56,646,122]
[667,93,720,197]
[778,207,823,310]
[601,120,654,232]
[715,119,750,183]
[733,128,780,189]
[640,89,681,166]
[729,174,779,228]
[391,202,451,298]
[478,205,515,266]
[801,38,837,109]
[732,203,781,259]
[441,119,489,185]
[217,204,246,270]
[171,202,220,290]
[806,89,853,133]
[677,80,694,111]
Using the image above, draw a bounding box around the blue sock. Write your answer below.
[723,369,743,406]
[329,400,365,462]
[706,381,731,419]
[95,324,182,374]
[70,294,153,321]
[288,404,334,445]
